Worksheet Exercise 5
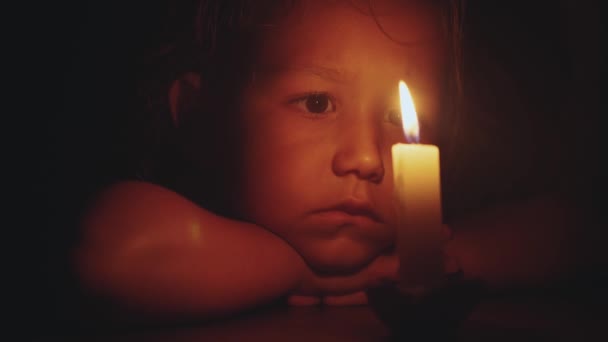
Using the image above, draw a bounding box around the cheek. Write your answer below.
[237,111,334,219]
[245,144,324,191]
[240,148,333,235]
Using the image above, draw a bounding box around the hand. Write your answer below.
[288,224,456,306]
[289,253,399,306]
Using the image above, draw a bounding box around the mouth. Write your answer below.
[297,200,390,275]
[314,199,384,225]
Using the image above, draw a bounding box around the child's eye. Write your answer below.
[289,93,336,115]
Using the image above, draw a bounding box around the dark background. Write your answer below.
[29,0,600,334]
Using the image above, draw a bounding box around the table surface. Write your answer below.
[49,292,604,342]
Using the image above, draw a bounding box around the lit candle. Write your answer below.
[392,80,443,293]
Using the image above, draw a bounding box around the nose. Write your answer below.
[332,118,385,184]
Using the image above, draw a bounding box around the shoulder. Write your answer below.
[87,180,199,217]
[92,180,190,203]
[80,181,212,241]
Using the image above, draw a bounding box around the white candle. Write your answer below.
[392,81,443,292]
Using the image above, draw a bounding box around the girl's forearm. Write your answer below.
[75,181,305,319]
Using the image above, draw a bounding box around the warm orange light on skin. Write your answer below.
[190,222,202,242]
[398,80,420,143]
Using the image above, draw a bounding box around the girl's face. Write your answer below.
[236,0,445,275]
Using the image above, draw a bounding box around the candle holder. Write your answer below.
[367,271,486,340]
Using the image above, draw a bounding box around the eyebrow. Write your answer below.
[254,64,357,84]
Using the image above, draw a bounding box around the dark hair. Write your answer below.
[135,0,465,216]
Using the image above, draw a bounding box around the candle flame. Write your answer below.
[399,80,419,143]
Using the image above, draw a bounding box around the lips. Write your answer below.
[315,199,383,224]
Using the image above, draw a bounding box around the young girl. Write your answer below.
[73,0,601,322]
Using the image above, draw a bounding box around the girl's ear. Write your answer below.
[168,71,201,127]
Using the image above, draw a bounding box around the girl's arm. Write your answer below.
[74,181,306,319]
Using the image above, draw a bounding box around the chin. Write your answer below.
[299,236,380,276]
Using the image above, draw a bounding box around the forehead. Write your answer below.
[253,0,445,73]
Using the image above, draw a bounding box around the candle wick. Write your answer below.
[405,133,420,144]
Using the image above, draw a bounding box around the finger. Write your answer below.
[297,254,400,296]
[287,295,321,306]
[371,254,399,284]
[323,291,368,306]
